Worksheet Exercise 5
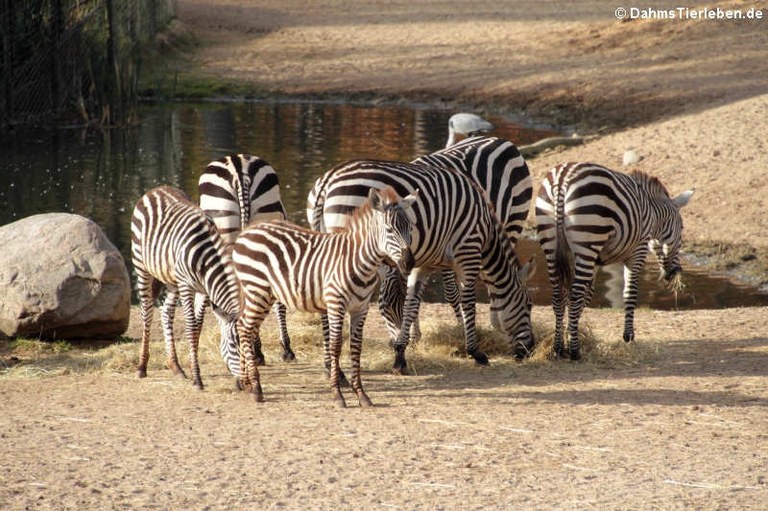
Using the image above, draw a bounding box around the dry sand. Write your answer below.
[2,1,767,509]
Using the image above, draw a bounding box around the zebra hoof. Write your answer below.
[282,349,296,362]
[252,385,264,403]
[471,351,489,366]
[332,390,347,408]
[255,352,266,366]
[569,351,582,361]
[193,381,204,391]
[136,368,147,379]
[623,332,635,343]
[358,393,374,408]
[234,378,244,391]
[392,353,409,375]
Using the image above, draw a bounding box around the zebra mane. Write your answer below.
[630,170,671,199]
[348,186,400,226]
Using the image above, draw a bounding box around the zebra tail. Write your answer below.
[554,188,573,291]
[308,182,327,232]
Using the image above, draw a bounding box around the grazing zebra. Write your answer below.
[131,186,258,398]
[198,154,294,363]
[535,162,694,360]
[308,160,535,374]
[232,187,418,407]
[411,136,532,332]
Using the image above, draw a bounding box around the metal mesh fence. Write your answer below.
[1,0,175,127]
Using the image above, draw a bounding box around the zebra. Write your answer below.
[535,162,694,360]
[307,160,535,374]
[232,187,418,407]
[198,154,294,363]
[410,136,532,333]
[130,186,260,400]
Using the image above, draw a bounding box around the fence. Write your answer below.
[1,0,175,127]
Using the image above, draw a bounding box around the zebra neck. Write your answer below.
[200,260,239,316]
[482,215,520,293]
[346,213,387,269]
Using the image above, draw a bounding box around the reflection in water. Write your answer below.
[1,101,766,310]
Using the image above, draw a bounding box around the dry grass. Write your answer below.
[0,306,661,381]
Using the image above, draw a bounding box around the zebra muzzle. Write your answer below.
[398,250,415,274]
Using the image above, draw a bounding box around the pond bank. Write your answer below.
[168,0,768,289]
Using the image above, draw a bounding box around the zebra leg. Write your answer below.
[135,271,155,379]
[441,269,464,325]
[179,286,205,390]
[565,263,595,361]
[235,296,268,402]
[161,289,186,378]
[392,269,428,375]
[322,313,349,387]
[545,257,568,359]
[621,256,646,343]
[274,302,295,362]
[193,292,208,331]
[459,280,489,366]
[349,308,373,407]
[327,307,348,408]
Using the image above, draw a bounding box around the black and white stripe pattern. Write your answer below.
[411,136,532,331]
[535,162,694,360]
[232,187,418,407]
[308,160,535,373]
[130,186,244,391]
[198,154,294,363]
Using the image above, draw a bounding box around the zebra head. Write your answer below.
[489,258,537,359]
[369,187,419,275]
[212,307,241,377]
[650,188,694,283]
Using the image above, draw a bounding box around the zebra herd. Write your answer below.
[130,113,694,406]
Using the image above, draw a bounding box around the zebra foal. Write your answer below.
[131,186,259,398]
[232,187,418,407]
[199,154,294,363]
[535,162,694,360]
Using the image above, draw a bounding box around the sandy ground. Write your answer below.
[2,1,768,509]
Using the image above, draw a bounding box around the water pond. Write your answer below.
[1,100,766,310]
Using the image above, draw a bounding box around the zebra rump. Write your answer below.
[199,154,286,244]
[199,153,295,363]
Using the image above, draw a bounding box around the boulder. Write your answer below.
[0,213,131,340]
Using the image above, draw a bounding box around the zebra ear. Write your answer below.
[400,189,420,224]
[368,187,383,210]
[673,188,694,208]
[520,257,537,282]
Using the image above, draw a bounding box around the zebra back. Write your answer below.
[199,154,287,245]
[234,186,416,313]
[412,136,532,244]
[131,186,240,320]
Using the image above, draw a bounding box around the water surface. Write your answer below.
[1,101,765,310]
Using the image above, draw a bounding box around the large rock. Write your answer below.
[0,213,131,340]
